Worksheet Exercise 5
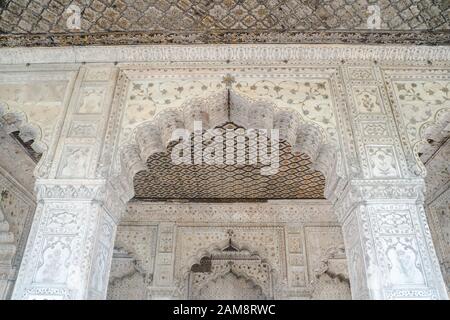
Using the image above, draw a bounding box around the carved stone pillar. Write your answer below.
[330,65,449,299]
[148,223,177,299]
[9,65,126,299]
[0,205,15,299]
[333,179,448,300]
[11,180,125,299]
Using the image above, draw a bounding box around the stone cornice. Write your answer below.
[123,200,337,224]
[0,44,449,66]
[0,30,449,48]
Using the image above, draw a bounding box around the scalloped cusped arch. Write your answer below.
[0,101,47,155]
[116,90,338,201]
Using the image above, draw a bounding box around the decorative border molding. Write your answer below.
[428,186,450,207]
[123,200,337,224]
[0,44,450,65]
[0,30,449,48]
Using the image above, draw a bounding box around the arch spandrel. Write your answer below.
[0,74,75,178]
[386,77,450,177]
[118,76,339,148]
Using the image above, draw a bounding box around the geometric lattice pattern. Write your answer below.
[0,1,449,46]
[1,0,448,33]
[133,123,325,200]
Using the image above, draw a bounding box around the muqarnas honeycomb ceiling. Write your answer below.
[133,123,326,201]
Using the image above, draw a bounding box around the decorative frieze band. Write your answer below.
[1,30,449,49]
[123,200,337,224]
[0,44,449,66]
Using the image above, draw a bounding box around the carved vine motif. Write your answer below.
[2,31,450,48]
[393,81,450,162]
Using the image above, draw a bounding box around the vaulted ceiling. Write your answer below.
[0,0,449,47]
[133,123,326,201]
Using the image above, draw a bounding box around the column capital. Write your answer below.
[332,178,425,223]
[35,179,129,224]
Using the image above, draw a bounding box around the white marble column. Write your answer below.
[148,223,177,299]
[11,180,125,299]
[8,64,126,299]
[329,64,450,299]
[333,179,448,299]
[0,205,15,299]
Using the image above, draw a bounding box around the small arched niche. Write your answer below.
[188,241,273,300]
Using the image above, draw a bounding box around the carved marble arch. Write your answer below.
[0,101,46,166]
[114,90,340,201]
[185,240,273,300]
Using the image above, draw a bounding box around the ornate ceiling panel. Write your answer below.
[133,123,326,200]
[0,0,449,47]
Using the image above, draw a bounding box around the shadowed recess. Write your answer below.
[133,123,325,201]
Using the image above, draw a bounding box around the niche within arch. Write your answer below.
[187,240,273,300]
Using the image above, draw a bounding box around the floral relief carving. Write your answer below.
[384,237,425,286]
[374,211,414,234]
[347,67,375,81]
[393,81,450,150]
[67,121,98,138]
[84,68,112,82]
[360,121,390,137]
[353,87,384,114]
[76,86,106,114]
[121,79,224,143]
[366,146,400,178]
[58,147,91,178]
[46,211,79,233]
[34,236,73,284]
[233,79,338,144]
